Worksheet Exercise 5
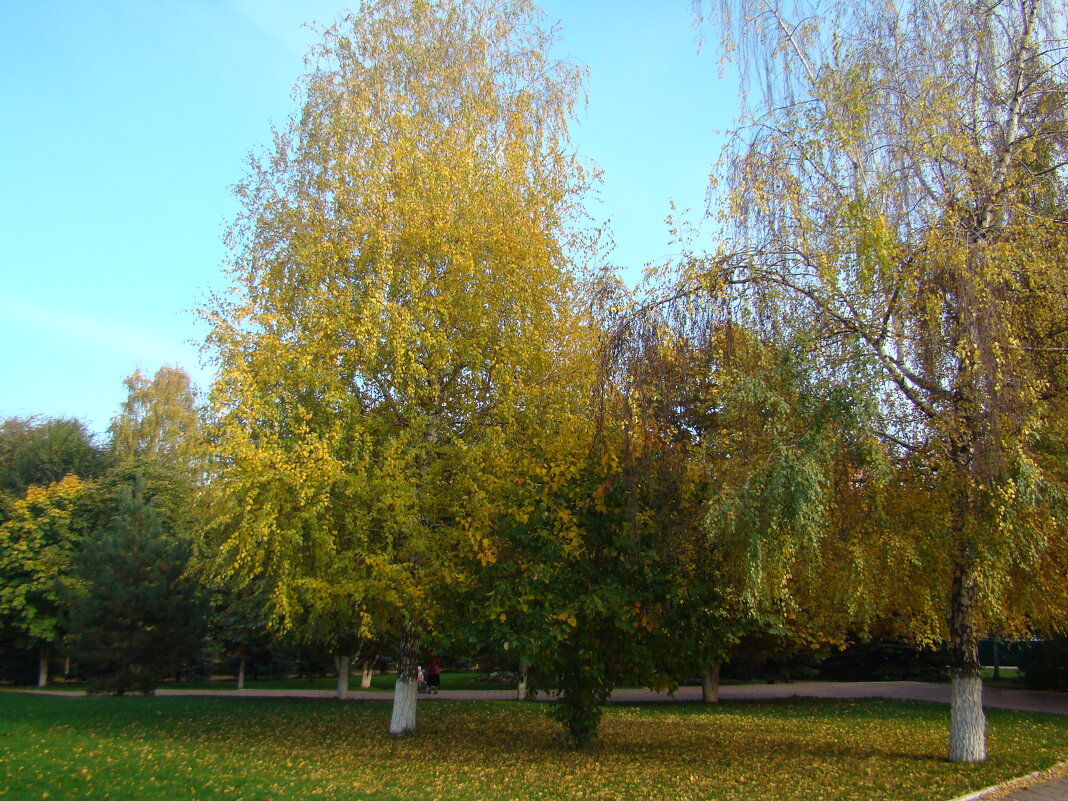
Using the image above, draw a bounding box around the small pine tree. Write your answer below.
[62,473,206,695]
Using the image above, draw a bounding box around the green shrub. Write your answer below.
[1017,637,1068,691]
[818,639,949,682]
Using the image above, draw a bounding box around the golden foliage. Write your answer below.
[201,0,599,647]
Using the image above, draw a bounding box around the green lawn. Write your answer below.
[982,667,1021,678]
[1,693,1065,800]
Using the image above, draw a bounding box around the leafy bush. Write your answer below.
[818,639,948,682]
[721,632,824,683]
[978,638,1030,668]
[550,657,611,749]
[221,645,295,682]
[475,671,518,684]
[1017,637,1068,691]
[0,638,37,684]
[721,653,823,683]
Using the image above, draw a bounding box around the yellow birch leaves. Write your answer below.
[203,0,597,644]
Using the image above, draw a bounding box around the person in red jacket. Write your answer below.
[426,654,441,694]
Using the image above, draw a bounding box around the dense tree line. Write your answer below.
[0,367,210,692]
[2,0,1066,765]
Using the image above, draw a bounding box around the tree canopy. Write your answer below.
[693,0,1068,762]
[203,0,598,734]
[4,0,1066,764]
[0,475,89,686]
[109,365,203,472]
[0,417,103,498]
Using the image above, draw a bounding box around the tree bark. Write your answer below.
[517,657,529,700]
[992,634,1001,681]
[949,674,986,762]
[335,655,350,699]
[701,662,721,703]
[236,653,246,690]
[37,642,50,688]
[360,656,375,690]
[389,626,419,734]
[948,550,986,762]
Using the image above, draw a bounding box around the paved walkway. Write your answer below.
[65,679,1063,716]
[957,762,1068,801]
[22,681,1068,799]
[993,774,1068,801]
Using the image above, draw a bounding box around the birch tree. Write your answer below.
[613,299,883,702]
[109,366,203,472]
[695,0,1068,762]
[204,0,594,735]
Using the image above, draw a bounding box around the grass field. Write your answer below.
[1,693,1066,800]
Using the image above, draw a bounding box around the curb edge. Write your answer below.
[946,761,1068,801]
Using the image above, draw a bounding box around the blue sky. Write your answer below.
[0,0,737,436]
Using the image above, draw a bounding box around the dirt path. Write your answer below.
[634,680,1068,716]
[24,679,1068,716]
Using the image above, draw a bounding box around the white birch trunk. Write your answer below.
[517,658,529,700]
[335,655,350,699]
[236,654,246,690]
[360,657,375,690]
[389,627,419,734]
[37,643,50,688]
[949,674,986,763]
[701,662,721,703]
[948,541,987,763]
[390,676,418,733]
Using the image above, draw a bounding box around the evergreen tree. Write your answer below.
[62,473,207,695]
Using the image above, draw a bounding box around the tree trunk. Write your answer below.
[63,655,70,678]
[992,634,1001,681]
[37,642,50,688]
[360,656,375,690]
[950,673,986,762]
[948,552,986,762]
[335,655,350,699]
[236,653,246,690]
[389,626,419,735]
[701,662,721,703]
[517,657,529,700]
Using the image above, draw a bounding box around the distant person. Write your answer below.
[417,664,426,693]
[426,654,441,694]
